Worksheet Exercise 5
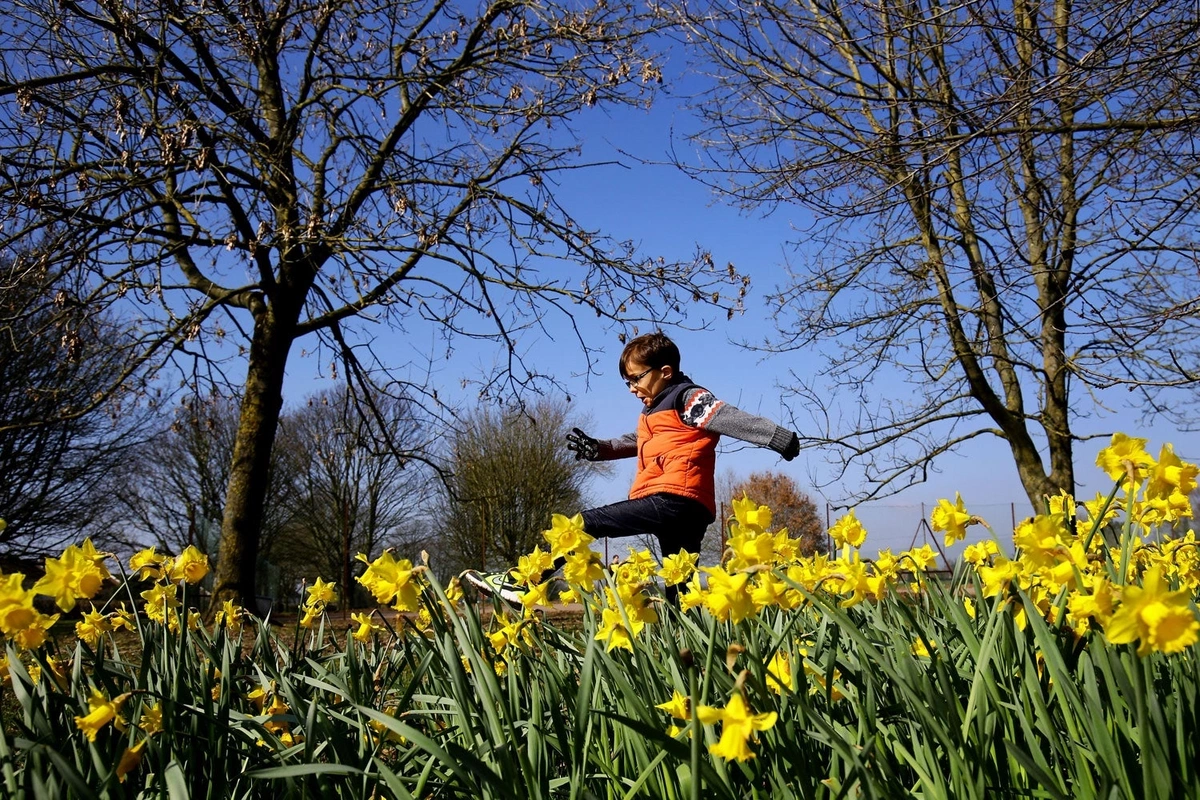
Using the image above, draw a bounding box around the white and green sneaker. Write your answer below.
[460,570,525,605]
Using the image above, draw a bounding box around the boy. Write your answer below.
[464,331,800,602]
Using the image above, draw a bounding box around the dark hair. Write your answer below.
[619,331,680,377]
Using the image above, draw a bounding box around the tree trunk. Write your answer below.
[208,304,298,612]
[1009,434,1074,515]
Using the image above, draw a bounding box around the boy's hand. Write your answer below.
[781,432,800,461]
[566,427,600,461]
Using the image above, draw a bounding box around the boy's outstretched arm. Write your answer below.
[681,390,800,461]
[567,427,637,461]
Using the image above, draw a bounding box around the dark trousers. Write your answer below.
[575,492,715,603]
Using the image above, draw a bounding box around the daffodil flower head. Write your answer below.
[1081,492,1120,531]
[697,693,777,762]
[116,738,147,783]
[911,638,936,657]
[594,606,634,652]
[129,547,167,581]
[961,540,999,566]
[165,545,209,585]
[732,494,772,534]
[304,577,337,608]
[542,513,592,558]
[139,703,164,736]
[0,572,39,637]
[828,509,867,549]
[902,544,938,571]
[140,581,179,626]
[512,546,555,585]
[355,551,420,610]
[659,551,698,586]
[75,609,112,648]
[350,611,382,643]
[74,690,129,742]
[930,493,973,546]
[702,566,756,623]
[1146,444,1200,502]
[1105,566,1200,656]
[11,611,59,650]
[656,689,690,720]
[765,651,793,694]
[1014,513,1068,568]
[34,542,111,612]
[1096,432,1156,488]
[562,549,605,588]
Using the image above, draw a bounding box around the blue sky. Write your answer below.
[282,86,1200,560]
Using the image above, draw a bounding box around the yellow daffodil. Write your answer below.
[0,572,39,637]
[902,544,938,572]
[350,611,382,643]
[355,551,421,612]
[263,694,291,735]
[33,541,111,612]
[562,550,605,588]
[140,582,179,626]
[931,493,973,546]
[512,546,555,585]
[74,690,129,742]
[978,556,1021,598]
[542,513,593,558]
[1096,432,1156,486]
[168,545,210,585]
[659,551,698,586]
[215,599,245,633]
[656,689,691,737]
[765,651,793,694]
[116,738,147,783]
[1105,566,1200,656]
[1146,444,1199,502]
[702,567,756,623]
[75,609,112,648]
[1079,493,1118,536]
[656,689,690,721]
[911,638,936,658]
[962,540,1000,565]
[139,703,164,736]
[828,510,867,549]
[129,547,167,581]
[732,494,773,533]
[594,606,634,652]
[697,693,777,762]
[518,580,552,612]
[11,610,59,650]
[305,577,337,608]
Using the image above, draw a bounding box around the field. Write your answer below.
[1,434,1199,799]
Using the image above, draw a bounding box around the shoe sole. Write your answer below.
[460,570,524,605]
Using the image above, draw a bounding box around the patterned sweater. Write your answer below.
[593,374,797,461]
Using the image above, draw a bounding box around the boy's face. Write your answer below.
[623,359,673,406]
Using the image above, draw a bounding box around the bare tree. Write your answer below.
[113,393,300,597]
[0,254,143,561]
[667,0,1200,509]
[0,0,744,606]
[436,400,605,576]
[276,385,432,605]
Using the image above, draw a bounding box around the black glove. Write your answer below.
[566,427,600,461]
[781,431,800,462]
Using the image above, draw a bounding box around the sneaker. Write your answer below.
[460,570,526,605]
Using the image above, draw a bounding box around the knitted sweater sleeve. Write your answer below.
[680,388,799,457]
[596,432,638,460]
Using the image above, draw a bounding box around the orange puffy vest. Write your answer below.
[628,382,719,515]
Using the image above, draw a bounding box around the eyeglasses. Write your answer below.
[623,367,656,389]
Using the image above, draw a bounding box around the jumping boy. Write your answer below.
[463,331,800,602]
